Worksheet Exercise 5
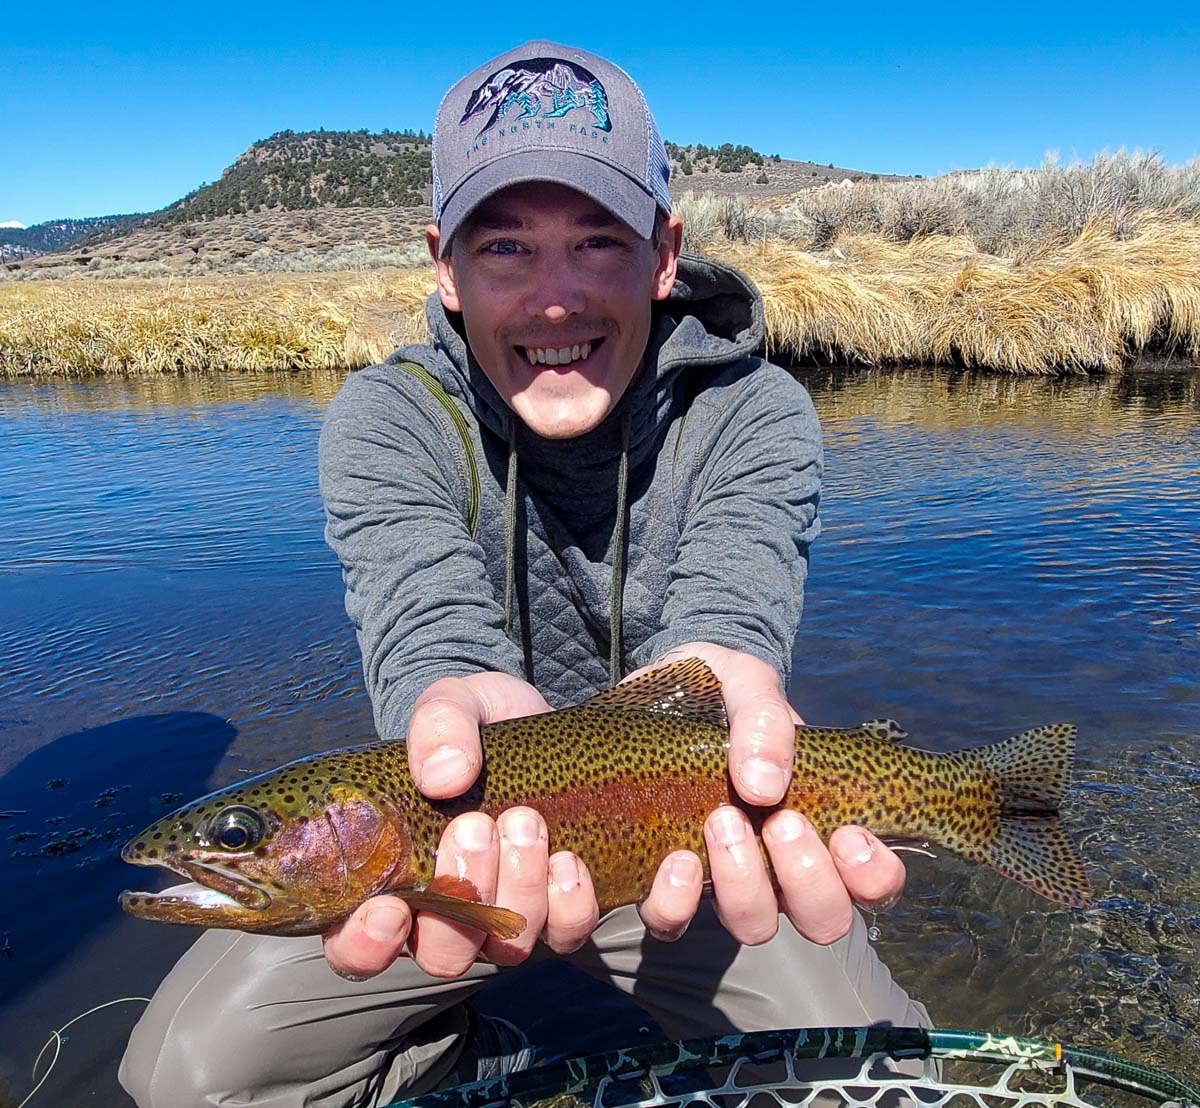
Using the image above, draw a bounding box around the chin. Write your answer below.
[510,380,614,440]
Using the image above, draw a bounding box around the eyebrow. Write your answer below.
[465,207,621,233]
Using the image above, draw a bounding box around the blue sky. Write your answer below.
[3,0,1197,226]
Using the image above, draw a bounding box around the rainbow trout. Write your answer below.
[120,658,1090,937]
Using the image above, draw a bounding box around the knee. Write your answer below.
[119,932,308,1107]
[119,999,211,1108]
[119,988,277,1108]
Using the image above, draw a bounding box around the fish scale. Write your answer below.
[120,658,1090,938]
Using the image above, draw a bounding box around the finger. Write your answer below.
[483,807,550,966]
[724,674,797,807]
[828,826,907,911]
[322,894,414,980]
[410,812,498,978]
[762,810,855,945]
[544,852,600,954]
[705,806,778,945]
[638,851,704,942]
[407,680,484,799]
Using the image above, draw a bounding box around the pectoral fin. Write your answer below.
[394,875,527,940]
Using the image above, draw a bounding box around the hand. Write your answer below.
[322,672,600,979]
[632,644,906,946]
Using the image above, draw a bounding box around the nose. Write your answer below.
[521,250,587,321]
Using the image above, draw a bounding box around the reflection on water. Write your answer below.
[0,366,1197,1102]
[793,366,1200,1078]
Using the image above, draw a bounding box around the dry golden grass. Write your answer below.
[710,214,1200,373]
[0,270,433,377]
[3,214,1197,376]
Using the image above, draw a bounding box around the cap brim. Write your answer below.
[437,149,658,256]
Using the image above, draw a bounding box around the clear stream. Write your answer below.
[0,367,1197,1105]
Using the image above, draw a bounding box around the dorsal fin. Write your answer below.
[583,658,728,728]
[859,719,908,743]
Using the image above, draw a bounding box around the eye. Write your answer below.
[580,235,621,249]
[482,239,525,256]
[206,806,266,851]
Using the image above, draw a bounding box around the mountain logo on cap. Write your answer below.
[460,57,612,138]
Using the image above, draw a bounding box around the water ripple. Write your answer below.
[1,366,1198,1095]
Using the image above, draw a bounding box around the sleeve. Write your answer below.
[318,366,525,740]
[631,361,823,687]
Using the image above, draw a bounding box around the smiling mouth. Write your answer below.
[516,338,605,368]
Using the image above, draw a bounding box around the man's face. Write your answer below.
[428,182,682,440]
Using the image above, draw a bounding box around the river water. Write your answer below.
[0,367,1197,1105]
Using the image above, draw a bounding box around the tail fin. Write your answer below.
[974,724,1091,908]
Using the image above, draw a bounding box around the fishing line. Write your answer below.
[17,996,150,1108]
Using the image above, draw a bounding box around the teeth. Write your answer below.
[521,341,594,368]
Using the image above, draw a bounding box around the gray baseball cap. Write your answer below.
[432,41,672,255]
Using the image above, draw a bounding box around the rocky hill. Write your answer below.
[151,129,433,223]
[5,130,910,277]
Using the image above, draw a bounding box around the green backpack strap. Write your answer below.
[394,361,480,538]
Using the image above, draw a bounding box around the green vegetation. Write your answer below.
[666,141,767,174]
[0,214,145,255]
[153,130,433,224]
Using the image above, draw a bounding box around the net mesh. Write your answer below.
[533,1051,1114,1108]
[392,1028,1199,1108]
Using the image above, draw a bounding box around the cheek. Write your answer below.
[326,796,414,892]
[460,295,516,370]
[266,820,347,895]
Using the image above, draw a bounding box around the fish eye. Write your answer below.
[206,806,266,852]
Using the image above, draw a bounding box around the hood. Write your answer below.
[391,252,766,466]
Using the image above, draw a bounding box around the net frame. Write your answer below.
[389,1027,1200,1108]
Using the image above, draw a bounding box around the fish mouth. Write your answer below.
[120,854,273,914]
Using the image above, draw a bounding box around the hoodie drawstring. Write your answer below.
[503,417,519,643]
[609,410,631,684]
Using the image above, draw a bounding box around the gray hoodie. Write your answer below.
[318,253,822,740]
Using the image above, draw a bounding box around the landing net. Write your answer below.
[390,1027,1200,1108]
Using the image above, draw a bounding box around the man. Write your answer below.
[121,41,922,1108]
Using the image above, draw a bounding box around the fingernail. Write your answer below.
[834,829,875,867]
[737,757,787,802]
[419,746,470,793]
[767,809,809,845]
[667,853,702,888]
[364,903,407,942]
[453,815,493,853]
[711,808,747,846]
[549,853,580,893]
[502,810,541,848]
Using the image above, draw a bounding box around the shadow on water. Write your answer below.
[0,712,236,1016]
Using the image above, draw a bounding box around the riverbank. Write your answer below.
[3,211,1197,375]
